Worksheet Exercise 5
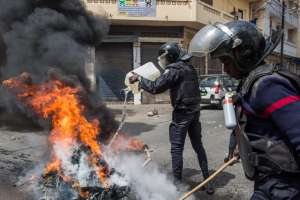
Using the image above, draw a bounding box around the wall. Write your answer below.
[297,9,300,58]
[85,0,234,28]
[213,0,250,20]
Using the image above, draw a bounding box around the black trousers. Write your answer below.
[169,110,209,180]
[251,177,300,200]
[228,130,237,155]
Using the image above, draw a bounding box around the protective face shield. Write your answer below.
[157,51,168,69]
[189,23,241,58]
[189,21,278,75]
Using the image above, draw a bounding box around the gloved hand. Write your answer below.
[129,72,140,84]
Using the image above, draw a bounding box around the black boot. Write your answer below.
[206,181,214,195]
[224,152,233,163]
[199,161,214,195]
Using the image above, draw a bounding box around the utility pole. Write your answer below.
[280,0,285,66]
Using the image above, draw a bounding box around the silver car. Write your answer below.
[199,74,239,108]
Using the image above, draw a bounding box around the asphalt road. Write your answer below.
[111,104,253,200]
[0,104,252,200]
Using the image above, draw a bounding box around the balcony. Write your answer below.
[84,0,234,27]
[266,0,298,28]
[273,41,297,57]
[196,0,235,24]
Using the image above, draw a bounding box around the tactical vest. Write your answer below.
[167,61,201,111]
[237,64,300,180]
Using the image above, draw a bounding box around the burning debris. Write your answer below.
[3,73,149,200]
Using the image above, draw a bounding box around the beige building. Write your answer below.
[84,0,251,103]
[250,0,300,74]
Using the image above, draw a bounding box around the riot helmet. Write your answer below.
[189,21,276,74]
[158,43,192,68]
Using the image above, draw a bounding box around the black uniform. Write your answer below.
[189,19,300,199]
[139,61,210,181]
[236,64,300,199]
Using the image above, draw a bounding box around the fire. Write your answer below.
[111,134,146,153]
[3,72,148,198]
[3,73,108,186]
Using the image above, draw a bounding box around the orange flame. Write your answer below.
[111,134,146,153]
[3,74,108,186]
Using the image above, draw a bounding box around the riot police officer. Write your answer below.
[129,42,214,194]
[190,20,300,199]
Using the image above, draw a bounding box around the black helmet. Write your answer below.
[189,21,269,74]
[158,43,181,63]
[158,42,192,63]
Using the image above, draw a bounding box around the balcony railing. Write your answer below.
[266,0,298,28]
[196,0,235,23]
[274,41,297,57]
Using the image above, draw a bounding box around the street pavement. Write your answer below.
[109,104,253,200]
[0,103,252,200]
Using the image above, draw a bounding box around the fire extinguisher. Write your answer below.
[223,92,237,129]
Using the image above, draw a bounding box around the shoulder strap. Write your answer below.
[240,64,275,98]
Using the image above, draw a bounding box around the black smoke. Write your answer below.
[0,0,117,141]
[0,0,108,79]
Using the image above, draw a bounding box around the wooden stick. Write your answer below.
[142,148,152,167]
[178,156,238,200]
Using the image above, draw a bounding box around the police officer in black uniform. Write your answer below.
[190,20,300,199]
[129,42,214,194]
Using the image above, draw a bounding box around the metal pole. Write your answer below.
[280,0,285,66]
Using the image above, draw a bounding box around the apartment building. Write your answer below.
[250,0,300,74]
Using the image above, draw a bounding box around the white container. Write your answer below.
[223,93,237,129]
[125,62,162,94]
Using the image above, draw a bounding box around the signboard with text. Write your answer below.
[118,0,156,17]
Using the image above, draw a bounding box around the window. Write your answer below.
[200,0,212,5]
[200,76,218,87]
[222,76,239,87]
[237,9,244,19]
[288,29,297,44]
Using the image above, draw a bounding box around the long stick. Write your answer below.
[178,156,238,200]
[142,148,152,167]
[107,88,129,148]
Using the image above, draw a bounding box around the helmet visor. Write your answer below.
[189,24,231,57]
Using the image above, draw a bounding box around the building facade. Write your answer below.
[84,0,251,103]
[250,0,300,74]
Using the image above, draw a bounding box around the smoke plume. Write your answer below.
[0,0,108,80]
[108,154,195,200]
[0,0,117,139]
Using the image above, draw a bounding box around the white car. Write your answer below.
[199,74,239,108]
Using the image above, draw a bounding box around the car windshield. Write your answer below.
[200,76,218,87]
[222,76,239,87]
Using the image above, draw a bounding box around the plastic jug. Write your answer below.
[125,62,162,94]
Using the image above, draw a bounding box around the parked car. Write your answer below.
[199,74,239,107]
